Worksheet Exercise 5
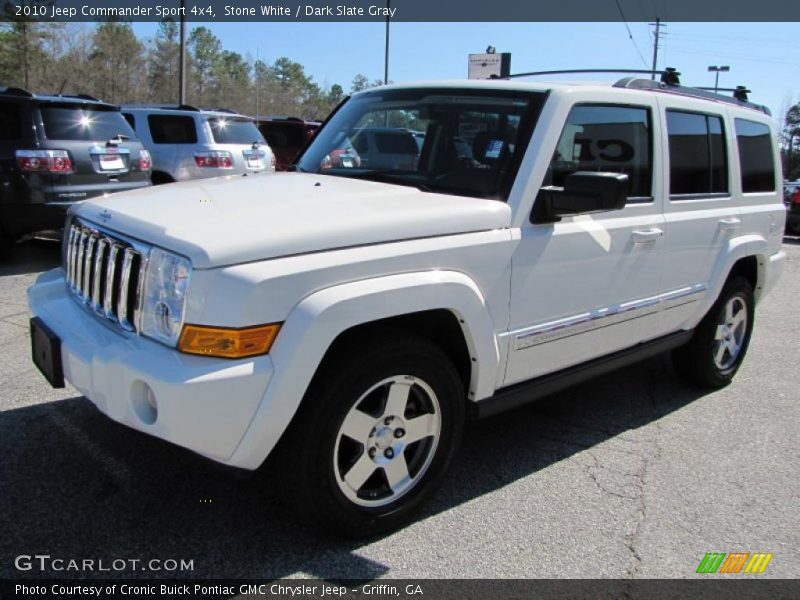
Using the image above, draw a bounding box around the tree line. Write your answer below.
[0,17,385,120]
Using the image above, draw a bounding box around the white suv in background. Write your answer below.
[30,74,785,535]
[121,105,275,184]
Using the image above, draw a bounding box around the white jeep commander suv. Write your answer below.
[28,75,785,535]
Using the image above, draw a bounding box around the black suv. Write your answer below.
[0,87,151,251]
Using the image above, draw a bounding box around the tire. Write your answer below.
[275,333,465,537]
[672,276,755,388]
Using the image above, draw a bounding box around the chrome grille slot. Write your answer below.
[64,221,146,333]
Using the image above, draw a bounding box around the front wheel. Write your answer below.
[672,276,755,388]
[276,334,465,536]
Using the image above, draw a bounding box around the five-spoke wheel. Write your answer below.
[673,276,754,388]
[276,334,464,536]
[334,376,441,507]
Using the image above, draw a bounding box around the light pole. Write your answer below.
[384,0,391,85]
[708,65,730,93]
[178,0,186,104]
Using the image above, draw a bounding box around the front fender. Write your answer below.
[225,270,499,470]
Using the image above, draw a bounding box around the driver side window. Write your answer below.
[545,104,653,202]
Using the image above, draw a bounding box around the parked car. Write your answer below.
[783,180,800,233]
[257,117,319,171]
[0,87,150,252]
[121,105,275,184]
[347,126,419,170]
[29,76,785,536]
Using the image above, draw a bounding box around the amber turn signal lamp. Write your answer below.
[178,323,281,358]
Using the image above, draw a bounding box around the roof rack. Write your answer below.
[495,66,768,115]
[52,93,102,102]
[615,78,768,114]
[202,107,239,114]
[121,103,201,112]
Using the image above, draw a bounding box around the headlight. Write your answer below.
[140,248,192,346]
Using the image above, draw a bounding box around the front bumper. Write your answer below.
[27,269,273,466]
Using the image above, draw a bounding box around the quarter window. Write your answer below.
[735,119,775,193]
[545,104,653,200]
[666,110,729,196]
[147,115,197,144]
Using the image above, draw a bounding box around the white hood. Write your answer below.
[72,173,511,269]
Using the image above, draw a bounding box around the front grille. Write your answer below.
[64,221,145,332]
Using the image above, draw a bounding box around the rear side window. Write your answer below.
[666,110,729,196]
[0,101,22,140]
[545,104,653,199]
[735,119,775,193]
[40,105,135,142]
[207,118,264,145]
[147,114,197,144]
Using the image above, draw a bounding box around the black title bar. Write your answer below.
[2,579,800,600]
[4,0,800,22]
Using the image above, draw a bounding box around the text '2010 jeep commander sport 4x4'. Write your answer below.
[28,73,785,535]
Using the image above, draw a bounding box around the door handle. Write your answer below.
[631,228,664,244]
[718,217,741,231]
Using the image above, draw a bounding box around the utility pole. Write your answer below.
[178,0,187,104]
[255,48,260,121]
[649,18,664,80]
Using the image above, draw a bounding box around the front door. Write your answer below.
[504,101,666,386]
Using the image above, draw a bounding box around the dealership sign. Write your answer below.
[468,53,511,79]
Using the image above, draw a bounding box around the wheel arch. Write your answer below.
[225,270,501,470]
[689,235,768,330]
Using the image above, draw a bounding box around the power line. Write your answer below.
[668,47,800,67]
[614,0,649,68]
[668,32,800,48]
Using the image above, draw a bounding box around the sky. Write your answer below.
[129,21,799,124]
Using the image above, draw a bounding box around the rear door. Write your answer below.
[36,102,150,199]
[656,97,737,331]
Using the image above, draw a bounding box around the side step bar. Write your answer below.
[470,330,693,420]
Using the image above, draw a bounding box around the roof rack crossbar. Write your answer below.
[695,85,751,101]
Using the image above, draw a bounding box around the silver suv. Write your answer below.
[121,105,275,184]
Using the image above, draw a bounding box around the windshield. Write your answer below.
[296,87,545,200]
[207,117,266,145]
[40,105,136,142]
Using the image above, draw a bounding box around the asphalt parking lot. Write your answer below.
[0,237,798,580]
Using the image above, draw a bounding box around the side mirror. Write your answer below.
[532,171,629,223]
